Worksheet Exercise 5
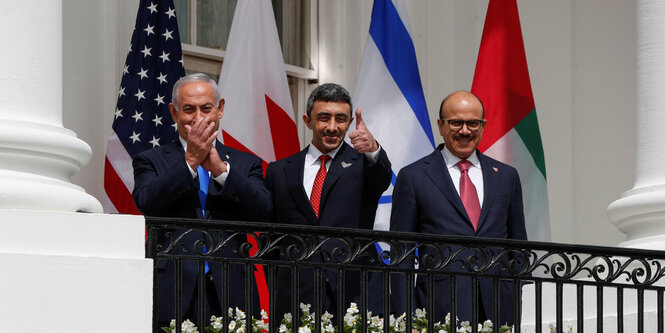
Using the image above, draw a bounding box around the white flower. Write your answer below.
[458,321,471,332]
[209,315,224,329]
[181,319,199,333]
[444,312,459,325]
[323,323,335,333]
[235,307,246,320]
[279,324,289,332]
[369,315,382,328]
[322,311,333,322]
[284,312,293,323]
[390,313,407,332]
[347,302,359,315]
[300,302,311,314]
[169,319,176,328]
[298,326,311,333]
[228,320,237,331]
[415,308,426,319]
[261,309,269,320]
[344,315,357,327]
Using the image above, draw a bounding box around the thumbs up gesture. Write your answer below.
[349,108,379,153]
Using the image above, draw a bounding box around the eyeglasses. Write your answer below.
[441,118,485,132]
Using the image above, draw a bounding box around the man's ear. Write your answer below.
[217,98,225,118]
[169,103,177,123]
[303,113,313,130]
[437,118,445,137]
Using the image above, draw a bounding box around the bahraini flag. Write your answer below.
[217,0,300,314]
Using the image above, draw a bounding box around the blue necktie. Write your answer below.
[197,165,210,273]
[197,165,209,216]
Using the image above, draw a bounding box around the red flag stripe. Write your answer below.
[472,0,536,152]
[103,156,141,215]
[222,130,269,172]
[221,130,270,310]
[265,95,300,160]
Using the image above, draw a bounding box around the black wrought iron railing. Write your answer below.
[146,217,665,333]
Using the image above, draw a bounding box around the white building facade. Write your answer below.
[0,0,653,331]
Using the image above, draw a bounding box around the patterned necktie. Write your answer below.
[197,165,209,217]
[310,155,331,218]
[457,160,481,230]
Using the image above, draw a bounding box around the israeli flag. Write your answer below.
[354,0,435,238]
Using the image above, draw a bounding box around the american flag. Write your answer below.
[104,0,185,214]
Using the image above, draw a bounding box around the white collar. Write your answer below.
[442,145,480,169]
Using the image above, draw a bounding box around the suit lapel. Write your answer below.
[284,149,318,225]
[171,140,206,218]
[320,142,358,214]
[169,139,186,162]
[477,152,498,231]
[423,146,472,226]
[215,141,231,164]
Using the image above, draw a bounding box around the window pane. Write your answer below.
[196,0,236,50]
[276,0,312,70]
[173,0,189,44]
[182,55,221,82]
[192,0,312,70]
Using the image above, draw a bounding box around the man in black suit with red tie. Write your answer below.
[265,83,392,317]
[390,91,527,324]
[132,73,271,326]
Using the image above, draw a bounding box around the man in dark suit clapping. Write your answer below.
[133,73,271,326]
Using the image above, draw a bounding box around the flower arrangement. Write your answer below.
[162,304,516,333]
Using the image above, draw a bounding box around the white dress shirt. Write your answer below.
[441,146,484,206]
[179,136,229,185]
[303,144,382,199]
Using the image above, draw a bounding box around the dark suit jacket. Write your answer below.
[133,140,271,322]
[390,144,527,324]
[264,141,391,315]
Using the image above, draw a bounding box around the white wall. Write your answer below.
[62,0,137,203]
[0,211,152,332]
[62,0,637,246]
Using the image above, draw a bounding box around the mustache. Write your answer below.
[454,133,475,139]
[322,130,340,136]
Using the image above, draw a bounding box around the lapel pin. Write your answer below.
[225,154,230,159]
[341,161,352,168]
[493,167,498,173]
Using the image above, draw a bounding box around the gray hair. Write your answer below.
[171,73,221,109]
[306,83,352,117]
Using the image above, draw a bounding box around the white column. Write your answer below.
[607,0,665,249]
[0,0,101,212]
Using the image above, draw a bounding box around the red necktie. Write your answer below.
[310,155,331,218]
[457,160,481,230]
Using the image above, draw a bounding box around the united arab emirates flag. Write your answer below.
[472,0,550,241]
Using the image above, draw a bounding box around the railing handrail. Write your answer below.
[145,216,665,260]
[146,216,665,333]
